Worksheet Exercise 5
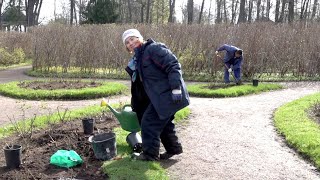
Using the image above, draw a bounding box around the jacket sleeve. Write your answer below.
[148,43,181,90]
[217,44,229,52]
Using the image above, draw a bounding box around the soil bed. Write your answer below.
[0,113,119,179]
[19,80,101,90]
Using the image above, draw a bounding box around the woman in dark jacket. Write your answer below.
[122,29,190,161]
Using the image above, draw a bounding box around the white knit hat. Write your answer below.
[122,29,143,45]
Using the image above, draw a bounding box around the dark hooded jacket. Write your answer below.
[131,39,190,119]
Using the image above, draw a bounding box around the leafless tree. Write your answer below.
[0,0,4,30]
[311,0,318,20]
[216,0,222,23]
[146,0,152,23]
[256,0,261,20]
[288,0,294,23]
[25,0,43,29]
[187,0,193,24]
[198,0,205,24]
[168,0,176,23]
[231,0,239,24]
[238,0,246,23]
[248,0,254,22]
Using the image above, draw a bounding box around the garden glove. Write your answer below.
[172,88,182,104]
[228,68,232,73]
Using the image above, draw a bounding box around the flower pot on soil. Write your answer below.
[88,132,117,160]
[252,79,259,86]
[4,144,22,168]
[82,118,94,135]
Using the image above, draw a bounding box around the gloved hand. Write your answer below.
[172,89,182,104]
[215,51,219,55]
[228,68,232,73]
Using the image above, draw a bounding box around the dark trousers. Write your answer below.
[224,60,241,83]
[141,103,182,157]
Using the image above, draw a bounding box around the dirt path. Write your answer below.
[0,66,131,126]
[1,66,320,179]
[163,82,320,180]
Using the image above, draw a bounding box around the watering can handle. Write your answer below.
[122,104,132,110]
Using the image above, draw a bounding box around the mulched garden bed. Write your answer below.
[19,80,101,90]
[0,113,120,179]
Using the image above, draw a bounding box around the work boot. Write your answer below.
[131,152,159,161]
[160,149,183,160]
[236,80,242,85]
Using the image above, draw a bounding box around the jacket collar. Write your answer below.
[134,38,155,55]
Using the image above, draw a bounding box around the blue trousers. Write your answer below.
[141,103,182,157]
[224,62,241,83]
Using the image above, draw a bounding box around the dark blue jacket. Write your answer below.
[134,39,190,119]
[217,44,243,69]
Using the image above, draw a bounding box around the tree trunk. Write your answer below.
[127,0,132,23]
[208,0,212,24]
[275,0,280,22]
[70,0,75,25]
[256,0,261,21]
[266,0,271,20]
[248,0,253,22]
[198,0,205,24]
[168,0,176,23]
[223,0,227,23]
[231,0,239,24]
[288,0,294,23]
[311,0,318,20]
[146,0,152,23]
[140,1,145,23]
[187,0,194,24]
[215,0,222,23]
[0,0,3,30]
[279,0,287,23]
[238,0,246,23]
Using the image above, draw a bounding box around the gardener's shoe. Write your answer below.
[160,149,183,160]
[131,152,159,161]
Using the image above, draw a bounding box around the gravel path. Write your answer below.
[164,82,320,180]
[1,66,320,179]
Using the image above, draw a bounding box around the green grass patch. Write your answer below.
[0,80,128,100]
[0,60,32,70]
[274,92,320,169]
[187,83,283,97]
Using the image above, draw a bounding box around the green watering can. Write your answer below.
[101,99,141,132]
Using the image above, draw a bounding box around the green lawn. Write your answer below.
[274,92,320,169]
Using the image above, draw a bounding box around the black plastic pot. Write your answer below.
[252,79,259,86]
[4,144,22,168]
[126,132,142,153]
[82,118,94,135]
[89,132,117,160]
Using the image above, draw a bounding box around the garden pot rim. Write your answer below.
[3,144,22,150]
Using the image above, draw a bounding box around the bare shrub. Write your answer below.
[4,22,317,80]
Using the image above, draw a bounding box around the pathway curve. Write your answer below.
[1,66,320,179]
[163,82,320,180]
[0,66,130,126]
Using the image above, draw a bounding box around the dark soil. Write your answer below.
[0,113,120,179]
[19,80,101,90]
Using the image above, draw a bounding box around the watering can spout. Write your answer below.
[106,104,121,118]
[100,98,140,132]
[100,98,121,117]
